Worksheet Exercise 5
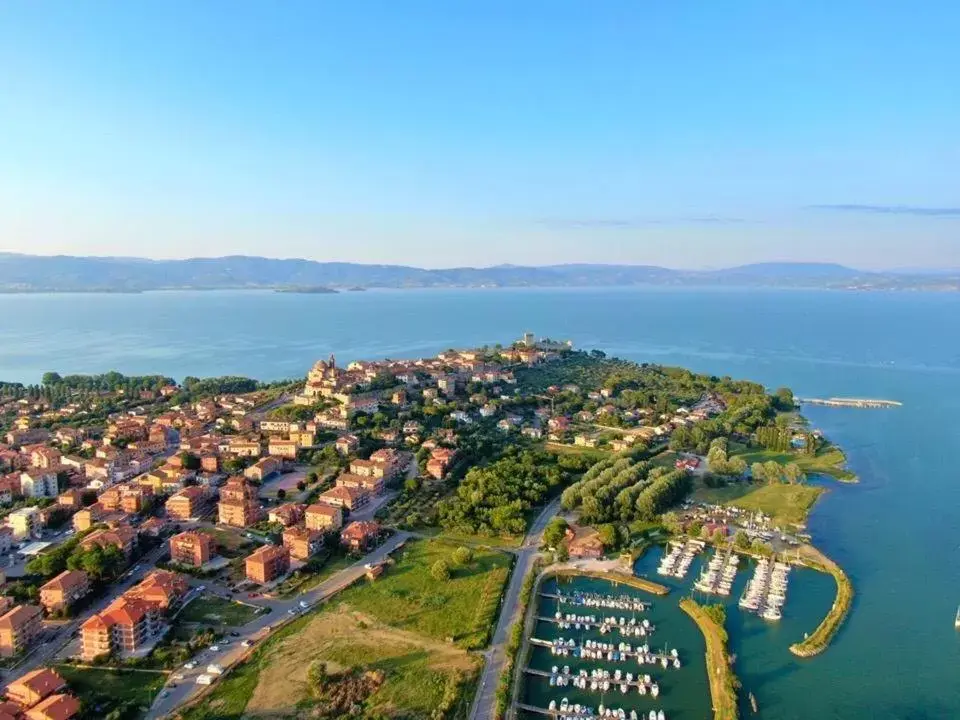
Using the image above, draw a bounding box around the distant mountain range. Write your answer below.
[0,253,957,292]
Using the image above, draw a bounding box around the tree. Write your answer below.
[783,463,805,484]
[431,560,451,581]
[727,456,747,476]
[276,488,287,500]
[711,528,726,545]
[596,524,619,550]
[451,547,473,565]
[178,452,201,471]
[542,517,569,548]
[556,543,570,562]
[750,462,767,483]
[763,461,783,484]
[296,480,307,492]
[773,387,795,411]
[733,530,750,550]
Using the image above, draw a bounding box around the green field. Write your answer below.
[693,480,824,526]
[544,442,610,462]
[732,442,857,483]
[56,665,167,717]
[176,593,261,628]
[180,598,482,720]
[276,553,354,597]
[333,538,513,649]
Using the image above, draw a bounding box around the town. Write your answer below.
[0,333,849,720]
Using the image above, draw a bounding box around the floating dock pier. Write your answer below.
[799,397,901,408]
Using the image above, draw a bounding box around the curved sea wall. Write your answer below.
[789,547,854,657]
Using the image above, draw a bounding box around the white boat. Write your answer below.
[658,711,666,720]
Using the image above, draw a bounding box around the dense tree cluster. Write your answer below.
[437,447,565,536]
[181,375,260,396]
[633,468,692,521]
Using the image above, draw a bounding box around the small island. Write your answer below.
[274,285,339,294]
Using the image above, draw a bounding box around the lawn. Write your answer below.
[732,442,857,483]
[276,552,355,597]
[55,665,167,717]
[176,593,262,628]
[200,527,255,558]
[693,480,824,527]
[544,442,610,462]
[180,607,479,720]
[333,538,513,649]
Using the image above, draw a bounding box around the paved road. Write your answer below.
[146,530,411,719]
[470,498,560,720]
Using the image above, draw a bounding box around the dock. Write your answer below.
[543,591,651,613]
[799,397,901,408]
[537,616,656,638]
[530,637,681,668]
[525,666,660,693]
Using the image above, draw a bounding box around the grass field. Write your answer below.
[333,538,512,649]
[679,600,738,720]
[56,665,167,716]
[276,553,354,597]
[181,603,481,720]
[544,442,610,462]
[693,480,824,526]
[200,527,256,558]
[177,593,261,628]
[732,442,857,483]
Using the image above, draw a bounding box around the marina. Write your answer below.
[738,558,791,621]
[656,539,705,579]
[548,591,651,613]
[534,638,682,669]
[692,550,740,597]
[546,613,657,638]
[534,665,663,697]
[518,699,668,720]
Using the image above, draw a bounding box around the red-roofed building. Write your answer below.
[340,521,381,553]
[4,667,66,707]
[25,693,81,720]
[0,605,42,657]
[317,485,368,511]
[39,571,90,614]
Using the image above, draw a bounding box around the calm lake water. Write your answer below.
[2,287,960,718]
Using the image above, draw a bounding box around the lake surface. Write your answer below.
[3,287,960,718]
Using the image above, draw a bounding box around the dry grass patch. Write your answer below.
[244,606,478,718]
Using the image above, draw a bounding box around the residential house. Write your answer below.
[169,531,213,567]
[39,570,90,614]
[217,477,261,527]
[289,429,314,447]
[3,667,67,708]
[25,693,81,720]
[72,504,105,532]
[245,545,290,584]
[0,605,42,657]
[80,597,156,662]
[56,489,83,509]
[282,526,324,561]
[7,507,41,540]
[368,448,404,478]
[165,486,208,521]
[335,473,384,496]
[334,434,359,455]
[426,447,457,480]
[244,456,280,482]
[227,438,261,458]
[29,447,61,470]
[340,521,381,553]
[20,471,58,499]
[304,503,343,532]
[80,525,137,559]
[317,485,368,512]
[267,503,304,527]
[267,438,298,460]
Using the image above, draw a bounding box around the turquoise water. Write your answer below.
[2,287,960,717]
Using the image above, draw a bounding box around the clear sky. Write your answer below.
[1,2,957,269]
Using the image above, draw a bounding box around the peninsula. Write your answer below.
[0,334,854,720]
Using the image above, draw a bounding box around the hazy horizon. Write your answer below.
[1,2,957,269]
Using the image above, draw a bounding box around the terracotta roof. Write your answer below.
[341,520,380,540]
[0,605,41,630]
[40,570,87,594]
[306,503,340,517]
[0,701,22,720]
[4,667,66,704]
[25,693,80,720]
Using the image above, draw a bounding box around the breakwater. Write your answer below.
[798,397,901,408]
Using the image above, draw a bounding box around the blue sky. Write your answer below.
[1,1,957,269]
